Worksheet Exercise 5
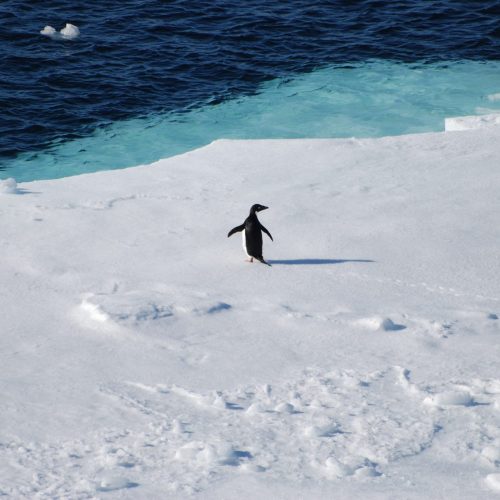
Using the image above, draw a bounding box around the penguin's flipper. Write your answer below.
[261,224,273,241]
[227,223,245,238]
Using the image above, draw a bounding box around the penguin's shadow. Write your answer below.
[15,188,41,195]
[268,259,375,266]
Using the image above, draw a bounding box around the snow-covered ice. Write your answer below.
[1,122,500,498]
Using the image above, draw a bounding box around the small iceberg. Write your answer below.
[40,23,80,40]
[40,26,57,37]
[60,23,80,39]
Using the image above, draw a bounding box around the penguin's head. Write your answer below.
[250,204,268,214]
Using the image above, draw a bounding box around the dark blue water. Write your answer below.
[1,0,499,179]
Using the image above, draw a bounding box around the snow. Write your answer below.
[0,178,18,194]
[486,474,500,493]
[1,123,500,498]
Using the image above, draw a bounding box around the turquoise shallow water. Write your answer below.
[4,59,500,182]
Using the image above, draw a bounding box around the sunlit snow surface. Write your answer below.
[1,123,500,498]
[4,60,500,181]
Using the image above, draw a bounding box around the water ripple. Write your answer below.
[1,0,499,173]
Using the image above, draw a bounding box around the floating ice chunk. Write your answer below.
[488,93,500,102]
[40,23,79,40]
[40,26,57,37]
[60,23,80,39]
[0,178,18,194]
[445,113,500,131]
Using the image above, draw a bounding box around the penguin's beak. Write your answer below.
[260,206,268,211]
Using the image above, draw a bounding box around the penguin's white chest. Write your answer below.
[242,231,250,257]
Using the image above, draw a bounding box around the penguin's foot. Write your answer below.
[245,257,254,263]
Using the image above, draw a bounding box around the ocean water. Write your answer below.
[1,0,499,181]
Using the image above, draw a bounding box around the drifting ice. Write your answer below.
[41,23,80,40]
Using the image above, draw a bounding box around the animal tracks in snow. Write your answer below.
[96,367,496,489]
[3,367,500,496]
[97,367,439,488]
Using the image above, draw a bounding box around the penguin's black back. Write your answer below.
[244,214,264,259]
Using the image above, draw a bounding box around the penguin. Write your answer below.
[227,204,273,265]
